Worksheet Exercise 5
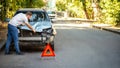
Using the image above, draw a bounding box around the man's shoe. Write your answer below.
[16,52,24,55]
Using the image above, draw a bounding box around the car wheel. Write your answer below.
[50,41,54,51]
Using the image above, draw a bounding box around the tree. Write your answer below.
[56,0,66,11]
[56,0,94,19]
[0,0,46,21]
[25,0,45,8]
[56,0,85,18]
[80,0,90,19]
[99,0,120,26]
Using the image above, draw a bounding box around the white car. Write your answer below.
[47,11,57,19]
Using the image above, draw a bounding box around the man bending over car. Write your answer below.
[5,12,36,55]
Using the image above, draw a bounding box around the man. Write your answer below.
[5,12,35,55]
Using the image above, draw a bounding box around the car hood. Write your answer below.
[19,21,52,32]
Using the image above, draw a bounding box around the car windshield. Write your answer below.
[15,10,52,32]
[30,12,45,22]
[15,11,50,22]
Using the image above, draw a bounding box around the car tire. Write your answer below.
[50,41,54,51]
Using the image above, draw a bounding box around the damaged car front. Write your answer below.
[16,9,56,50]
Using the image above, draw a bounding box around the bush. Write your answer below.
[99,0,120,26]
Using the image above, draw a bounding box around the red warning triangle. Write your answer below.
[41,43,55,57]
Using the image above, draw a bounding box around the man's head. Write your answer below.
[26,11,32,20]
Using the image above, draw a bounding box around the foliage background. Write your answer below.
[0,0,120,26]
[0,0,45,21]
[56,0,120,26]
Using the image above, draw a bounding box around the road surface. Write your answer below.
[0,24,120,68]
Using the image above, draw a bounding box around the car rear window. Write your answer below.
[47,11,55,14]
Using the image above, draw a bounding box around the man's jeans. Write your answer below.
[5,24,20,53]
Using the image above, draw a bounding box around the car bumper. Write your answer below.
[19,37,46,41]
[19,36,54,45]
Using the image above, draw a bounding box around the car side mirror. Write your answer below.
[4,18,10,22]
[50,19,54,23]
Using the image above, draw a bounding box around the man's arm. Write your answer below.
[24,23,36,33]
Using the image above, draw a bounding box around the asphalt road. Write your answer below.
[0,25,120,68]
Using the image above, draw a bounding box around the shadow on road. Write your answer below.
[0,44,45,55]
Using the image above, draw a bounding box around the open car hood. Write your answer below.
[19,21,52,32]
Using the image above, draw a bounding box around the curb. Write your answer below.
[0,29,7,51]
[92,25,120,35]
[52,19,95,23]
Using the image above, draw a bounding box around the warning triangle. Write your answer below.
[41,43,55,57]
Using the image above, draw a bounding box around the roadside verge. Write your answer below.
[92,24,120,35]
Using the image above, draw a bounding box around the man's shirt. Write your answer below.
[9,13,28,26]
